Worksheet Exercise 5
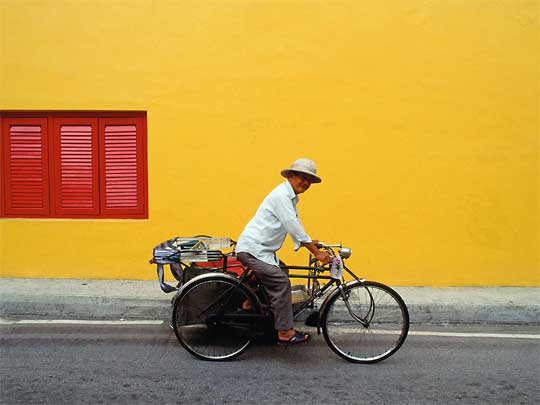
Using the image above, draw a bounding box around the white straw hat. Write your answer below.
[280,158,322,183]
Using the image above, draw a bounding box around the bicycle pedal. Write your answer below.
[304,310,320,327]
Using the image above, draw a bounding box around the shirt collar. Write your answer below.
[283,180,299,202]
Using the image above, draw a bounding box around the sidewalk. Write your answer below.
[1,278,539,324]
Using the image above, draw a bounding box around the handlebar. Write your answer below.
[314,242,353,260]
[315,242,342,249]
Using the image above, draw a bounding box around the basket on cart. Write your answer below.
[150,236,244,293]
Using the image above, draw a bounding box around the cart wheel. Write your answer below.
[172,275,258,361]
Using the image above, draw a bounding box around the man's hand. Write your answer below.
[314,250,331,265]
[301,241,331,265]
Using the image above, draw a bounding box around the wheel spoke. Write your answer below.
[322,281,409,363]
[173,278,255,361]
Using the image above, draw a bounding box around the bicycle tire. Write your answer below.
[172,275,258,361]
[321,280,409,364]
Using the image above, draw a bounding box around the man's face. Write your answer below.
[288,172,314,194]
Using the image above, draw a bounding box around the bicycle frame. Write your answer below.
[285,261,374,328]
[226,248,375,330]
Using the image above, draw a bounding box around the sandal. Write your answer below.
[277,330,311,345]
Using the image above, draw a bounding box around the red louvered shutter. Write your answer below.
[1,117,50,216]
[99,117,147,218]
[52,118,99,216]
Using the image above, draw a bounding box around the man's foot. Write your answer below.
[277,330,311,345]
[242,299,252,311]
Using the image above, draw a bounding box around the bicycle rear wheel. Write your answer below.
[172,276,257,361]
[321,281,409,364]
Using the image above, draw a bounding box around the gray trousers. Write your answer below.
[236,252,294,331]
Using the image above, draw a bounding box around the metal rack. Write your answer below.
[150,237,234,293]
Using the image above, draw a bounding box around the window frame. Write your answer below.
[0,111,148,219]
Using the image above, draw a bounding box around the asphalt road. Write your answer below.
[1,322,539,404]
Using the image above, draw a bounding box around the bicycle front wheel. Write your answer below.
[321,281,409,364]
[172,276,257,361]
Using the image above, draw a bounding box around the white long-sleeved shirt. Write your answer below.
[235,181,312,266]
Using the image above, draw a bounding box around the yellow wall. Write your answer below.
[0,0,538,286]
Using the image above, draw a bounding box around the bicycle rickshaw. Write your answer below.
[150,236,409,363]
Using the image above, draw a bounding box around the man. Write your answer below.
[235,158,331,345]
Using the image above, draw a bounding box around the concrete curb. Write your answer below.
[1,279,539,325]
[1,296,171,320]
[0,278,171,321]
[394,286,540,325]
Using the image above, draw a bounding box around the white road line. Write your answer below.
[409,331,540,340]
[325,328,540,340]
[0,319,164,325]
[358,330,540,340]
[1,320,538,340]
